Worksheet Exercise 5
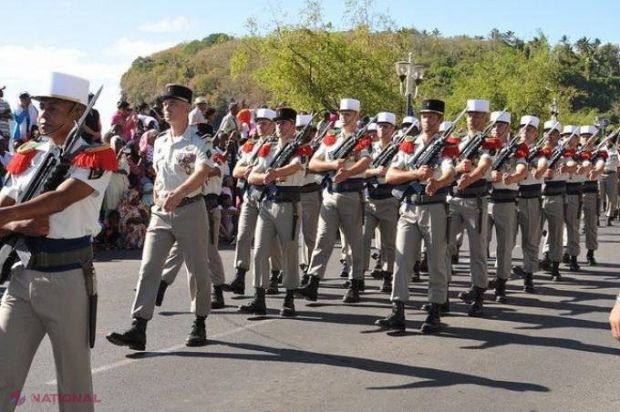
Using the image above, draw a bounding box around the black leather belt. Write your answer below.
[583,181,598,193]
[25,236,93,271]
[566,183,583,196]
[518,184,542,198]
[265,186,301,203]
[368,184,394,200]
[328,178,364,193]
[300,182,322,194]
[543,181,567,197]
[405,193,447,205]
[453,179,489,198]
[489,189,518,203]
[178,194,204,208]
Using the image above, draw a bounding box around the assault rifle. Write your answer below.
[526,120,560,164]
[366,122,418,188]
[309,120,336,153]
[547,128,579,170]
[492,121,532,171]
[573,127,600,160]
[457,108,507,162]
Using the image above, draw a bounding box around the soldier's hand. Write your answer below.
[544,169,554,179]
[457,159,472,174]
[162,190,183,212]
[609,301,620,343]
[491,170,502,183]
[243,166,252,179]
[263,169,277,184]
[502,173,514,185]
[376,166,387,176]
[333,159,345,171]
[334,168,349,183]
[425,178,438,196]
[417,165,433,180]
[13,218,50,237]
[457,173,471,190]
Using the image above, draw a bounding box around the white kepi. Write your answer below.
[33,72,90,106]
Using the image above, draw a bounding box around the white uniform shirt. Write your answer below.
[1,139,112,238]
[520,145,548,186]
[153,125,214,203]
[391,136,454,179]
[204,140,228,195]
[459,134,494,181]
[369,141,392,185]
[313,132,371,179]
[604,146,619,172]
[492,142,527,191]
[188,107,205,125]
[545,149,572,183]
[253,140,307,187]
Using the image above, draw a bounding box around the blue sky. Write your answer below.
[1,0,619,124]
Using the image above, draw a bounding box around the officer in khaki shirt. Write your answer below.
[107,84,215,350]
[297,98,371,304]
[238,107,306,316]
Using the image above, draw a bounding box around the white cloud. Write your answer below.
[140,16,194,33]
[105,37,175,59]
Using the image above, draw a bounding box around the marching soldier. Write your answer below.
[540,125,578,281]
[238,107,306,316]
[0,72,116,411]
[375,98,456,333]
[222,108,283,295]
[515,116,548,292]
[155,123,229,309]
[487,111,529,302]
[107,84,215,350]
[450,99,492,316]
[363,111,399,292]
[297,98,371,303]
[580,126,607,265]
[599,133,619,226]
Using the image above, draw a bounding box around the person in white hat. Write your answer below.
[298,98,371,303]
[514,115,548,292]
[108,83,216,350]
[0,72,117,411]
[375,98,455,333]
[363,111,399,293]
[448,99,492,316]
[189,96,208,125]
[579,126,606,265]
[538,125,578,281]
[486,111,529,302]
[221,107,283,295]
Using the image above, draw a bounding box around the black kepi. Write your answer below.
[160,84,193,104]
[420,99,445,115]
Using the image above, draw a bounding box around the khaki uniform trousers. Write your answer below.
[447,197,489,288]
[253,200,300,290]
[517,196,542,273]
[0,267,94,412]
[583,190,599,251]
[132,200,211,320]
[564,193,582,256]
[599,171,618,218]
[307,190,365,280]
[391,202,449,304]
[161,207,225,287]
[299,190,322,267]
[541,194,565,262]
[487,200,518,280]
[234,195,282,272]
[363,197,399,273]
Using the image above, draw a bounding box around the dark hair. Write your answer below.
[205,107,216,117]
[117,100,130,109]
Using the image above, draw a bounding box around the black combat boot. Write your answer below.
[540,252,551,271]
[421,297,450,314]
[221,268,246,295]
[342,278,365,291]
[343,278,362,303]
[266,271,280,295]
[607,216,613,226]
[487,277,497,290]
[340,259,349,278]
[551,262,562,281]
[586,250,597,266]
[512,265,525,278]
[211,285,225,309]
[375,300,406,331]
[494,278,507,303]
[468,286,485,317]
[569,256,580,272]
[412,261,421,283]
[420,303,442,334]
[300,273,310,286]
[458,287,475,304]
[523,273,536,293]
[381,272,393,293]
[562,252,570,264]
[280,290,296,317]
[185,316,207,347]
[155,280,168,306]
[106,318,148,351]
[451,247,460,264]
[237,287,267,315]
[370,252,383,279]
[297,275,320,301]
[419,251,429,272]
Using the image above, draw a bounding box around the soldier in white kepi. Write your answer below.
[297,98,372,303]
[107,84,216,350]
[0,72,116,412]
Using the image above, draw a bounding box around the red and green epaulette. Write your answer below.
[72,144,118,171]
[6,141,42,175]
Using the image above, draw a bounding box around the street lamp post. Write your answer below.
[395,53,425,117]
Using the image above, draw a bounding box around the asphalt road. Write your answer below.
[9,222,620,412]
